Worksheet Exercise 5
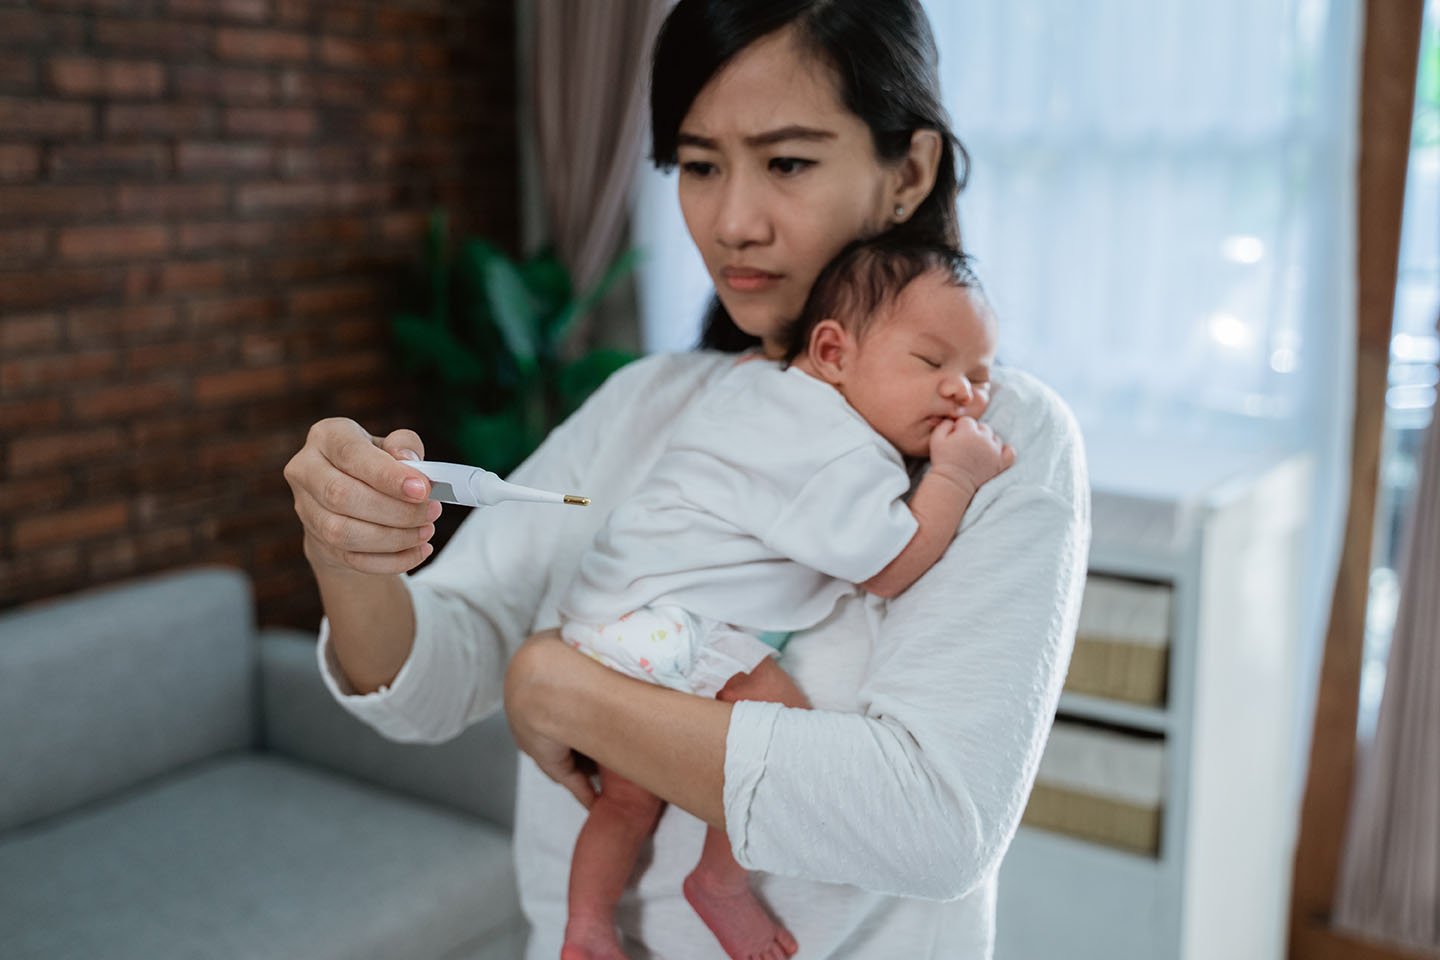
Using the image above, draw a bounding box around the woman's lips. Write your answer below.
[721,268,783,293]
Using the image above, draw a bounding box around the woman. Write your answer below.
[283,2,1090,958]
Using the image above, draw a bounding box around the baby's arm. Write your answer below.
[861,417,1014,599]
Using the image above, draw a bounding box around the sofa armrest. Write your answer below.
[257,627,517,831]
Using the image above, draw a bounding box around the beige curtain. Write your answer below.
[532,0,670,295]
[1334,327,1440,954]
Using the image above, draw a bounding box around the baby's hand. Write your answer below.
[929,416,1016,494]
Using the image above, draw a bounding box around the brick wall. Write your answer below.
[0,0,518,627]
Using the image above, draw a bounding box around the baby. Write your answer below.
[557,239,1013,960]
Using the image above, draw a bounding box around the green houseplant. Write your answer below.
[391,211,640,476]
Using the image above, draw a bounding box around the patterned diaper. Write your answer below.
[560,605,778,697]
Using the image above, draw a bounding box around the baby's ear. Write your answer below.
[808,319,850,382]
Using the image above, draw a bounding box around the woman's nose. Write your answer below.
[715,172,772,249]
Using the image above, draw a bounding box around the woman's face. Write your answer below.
[676,28,900,356]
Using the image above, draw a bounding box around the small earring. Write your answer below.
[894,204,906,219]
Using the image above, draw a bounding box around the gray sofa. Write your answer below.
[0,565,528,960]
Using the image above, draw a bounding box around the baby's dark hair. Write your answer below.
[781,237,978,364]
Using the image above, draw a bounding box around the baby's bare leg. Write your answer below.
[685,657,807,960]
[564,766,665,960]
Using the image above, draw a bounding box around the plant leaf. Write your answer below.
[467,241,540,376]
[456,408,534,476]
[519,250,572,321]
[558,350,638,416]
[549,247,641,351]
[392,313,490,386]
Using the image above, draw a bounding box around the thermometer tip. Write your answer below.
[563,494,590,506]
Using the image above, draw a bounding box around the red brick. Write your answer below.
[327,317,383,347]
[317,2,367,33]
[9,428,124,474]
[0,313,61,351]
[277,144,367,178]
[0,144,40,181]
[105,102,216,137]
[176,141,275,176]
[13,500,129,550]
[224,105,315,138]
[73,380,185,419]
[0,184,112,221]
[49,143,169,179]
[297,350,387,387]
[58,223,171,261]
[379,211,426,244]
[187,293,279,329]
[240,328,324,363]
[278,69,366,104]
[215,27,310,62]
[166,0,269,22]
[282,215,368,246]
[0,96,94,137]
[235,180,327,213]
[193,365,289,404]
[126,258,234,296]
[178,219,276,252]
[67,303,180,341]
[288,280,376,317]
[0,267,124,310]
[0,10,46,47]
[365,110,405,138]
[125,340,211,374]
[0,54,35,91]
[319,36,405,69]
[0,396,65,431]
[328,180,393,211]
[0,474,74,513]
[48,57,166,97]
[116,182,228,215]
[273,0,311,26]
[1,351,118,391]
[375,8,446,34]
[173,64,273,103]
[413,42,450,70]
[94,19,212,56]
[0,228,48,260]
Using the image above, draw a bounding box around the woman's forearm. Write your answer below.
[512,634,734,827]
[308,536,416,694]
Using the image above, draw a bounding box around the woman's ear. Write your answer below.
[807,319,852,384]
[890,129,943,224]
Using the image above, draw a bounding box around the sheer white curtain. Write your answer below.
[630,0,1362,799]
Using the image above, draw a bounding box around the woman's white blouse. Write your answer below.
[317,350,1091,960]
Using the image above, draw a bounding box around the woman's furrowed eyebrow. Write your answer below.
[677,125,838,150]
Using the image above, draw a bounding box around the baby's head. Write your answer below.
[785,238,998,459]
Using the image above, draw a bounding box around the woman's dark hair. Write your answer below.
[649,0,970,352]
[780,237,977,364]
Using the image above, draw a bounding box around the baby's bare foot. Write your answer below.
[561,913,628,960]
[684,868,798,960]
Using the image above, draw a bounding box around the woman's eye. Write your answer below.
[680,160,717,178]
[769,157,814,176]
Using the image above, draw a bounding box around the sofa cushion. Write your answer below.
[0,566,257,834]
[259,627,518,830]
[0,753,523,960]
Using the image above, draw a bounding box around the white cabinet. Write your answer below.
[996,442,1311,960]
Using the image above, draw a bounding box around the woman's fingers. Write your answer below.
[312,417,431,505]
[284,418,442,575]
[375,427,426,465]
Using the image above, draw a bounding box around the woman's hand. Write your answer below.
[283,417,442,576]
[504,631,600,809]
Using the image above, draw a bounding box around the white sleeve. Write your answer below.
[315,365,628,744]
[760,444,918,584]
[723,479,1090,899]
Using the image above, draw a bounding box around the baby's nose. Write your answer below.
[943,375,973,404]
